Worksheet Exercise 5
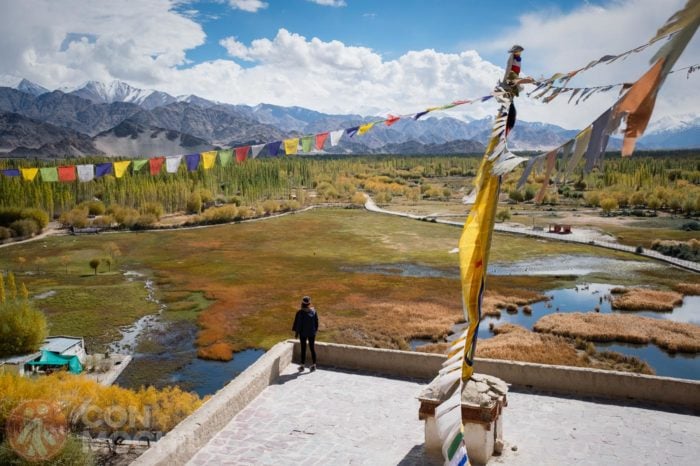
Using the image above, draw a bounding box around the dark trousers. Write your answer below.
[299,335,316,365]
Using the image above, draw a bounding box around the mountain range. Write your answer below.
[0,78,697,159]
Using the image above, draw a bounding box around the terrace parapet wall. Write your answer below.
[133,340,700,465]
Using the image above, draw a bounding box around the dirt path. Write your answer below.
[0,221,65,249]
[363,194,700,273]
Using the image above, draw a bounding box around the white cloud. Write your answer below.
[227,0,268,13]
[0,0,205,87]
[219,37,251,59]
[307,0,347,7]
[485,0,700,128]
[205,29,502,116]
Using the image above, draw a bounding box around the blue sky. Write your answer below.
[0,0,697,128]
[178,0,591,67]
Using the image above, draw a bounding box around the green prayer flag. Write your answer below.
[132,159,149,172]
[301,136,313,153]
[218,149,233,167]
[40,167,58,182]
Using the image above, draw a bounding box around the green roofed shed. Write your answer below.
[27,350,82,374]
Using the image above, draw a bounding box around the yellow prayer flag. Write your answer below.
[20,168,39,181]
[284,138,299,155]
[358,122,375,135]
[113,161,131,178]
[201,151,217,169]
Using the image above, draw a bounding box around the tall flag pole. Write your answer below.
[435,46,523,466]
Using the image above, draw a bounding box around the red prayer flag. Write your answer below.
[385,115,400,126]
[149,157,165,176]
[235,146,250,163]
[315,132,329,150]
[58,165,76,182]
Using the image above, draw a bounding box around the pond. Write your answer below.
[348,258,698,379]
[167,349,265,397]
[435,283,700,380]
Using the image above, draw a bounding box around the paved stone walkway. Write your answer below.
[495,390,700,466]
[188,365,700,466]
[187,365,437,466]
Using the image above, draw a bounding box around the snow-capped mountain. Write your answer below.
[67,80,176,110]
[0,76,49,96]
[647,114,700,134]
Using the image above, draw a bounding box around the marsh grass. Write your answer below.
[674,282,700,295]
[610,287,684,311]
[534,312,700,353]
[418,323,653,374]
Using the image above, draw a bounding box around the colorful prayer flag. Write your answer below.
[414,111,429,120]
[218,149,233,165]
[235,146,250,163]
[1,169,20,177]
[165,155,182,173]
[185,154,200,172]
[564,126,592,176]
[77,164,95,182]
[40,167,58,182]
[315,133,329,150]
[385,115,400,126]
[201,151,217,169]
[58,165,76,182]
[250,145,264,159]
[95,163,113,178]
[113,161,131,178]
[358,122,375,135]
[459,156,499,381]
[584,107,613,172]
[284,138,299,155]
[346,126,359,138]
[149,157,165,176]
[329,130,344,146]
[132,159,149,172]
[301,136,313,153]
[20,168,38,181]
[535,150,558,203]
[264,141,282,157]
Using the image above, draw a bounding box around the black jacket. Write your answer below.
[293,308,319,337]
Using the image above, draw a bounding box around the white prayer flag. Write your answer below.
[165,155,183,174]
[76,164,94,182]
[330,129,344,147]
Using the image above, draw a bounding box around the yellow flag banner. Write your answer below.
[458,156,500,381]
[358,122,375,135]
[20,168,39,182]
[284,138,299,155]
[113,161,131,178]
[201,151,218,169]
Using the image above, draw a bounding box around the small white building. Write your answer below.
[0,352,42,376]
[42,336,87,363]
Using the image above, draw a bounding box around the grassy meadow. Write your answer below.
[1,207,697,366]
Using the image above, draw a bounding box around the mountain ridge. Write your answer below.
[0,78,697,158]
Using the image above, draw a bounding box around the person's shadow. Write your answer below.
[274,369,312,385]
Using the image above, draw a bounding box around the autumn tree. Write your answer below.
[600,197,619,216]
[103,242,122,267]
[496,208,511,223]
[0,281,47,357]
[89,258,101,275]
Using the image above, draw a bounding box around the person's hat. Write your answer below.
[301,296,311,305]
[508,45,524,53]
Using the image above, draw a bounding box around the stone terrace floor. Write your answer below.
[188,365,700,466]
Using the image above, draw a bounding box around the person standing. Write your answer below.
[292,296,319,371]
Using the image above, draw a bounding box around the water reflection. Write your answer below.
[437,283,699,380]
